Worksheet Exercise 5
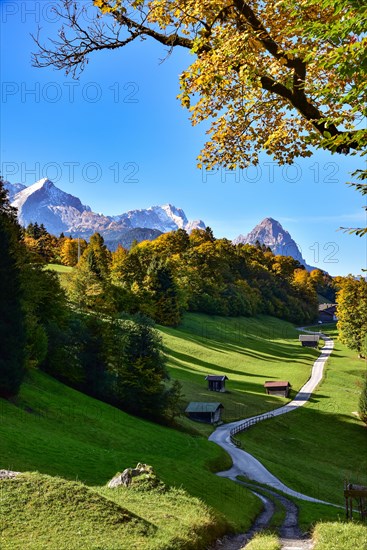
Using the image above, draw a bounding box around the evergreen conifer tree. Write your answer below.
[0,179,26,397]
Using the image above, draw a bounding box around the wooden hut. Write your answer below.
[185,402,224,424]
[299,334,320,348]
[205,375,228,392]
[264,381,291,397]
[319,304,337,323]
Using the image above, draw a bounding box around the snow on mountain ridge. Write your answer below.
[111,203,204,233]
[6,180,206,239]
[160,204,189,229]
[12,178,91,213]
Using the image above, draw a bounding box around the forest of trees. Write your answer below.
[20,222,332,327]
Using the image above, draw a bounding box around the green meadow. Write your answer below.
[2,311,366,548]
[236,324,367,505]
[1,471,220,550]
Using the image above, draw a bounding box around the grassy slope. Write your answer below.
[237,324,367,505]
[46,264,74,273]
[46,263,74,289]
[1,472,219,550]
[0,369,260,535]
[158,313,321,434]
[312,522,367,550]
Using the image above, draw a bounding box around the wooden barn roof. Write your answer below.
[264,381,290,388]
[299,334,320,341]
[205,375,228,381]
[319,303,336,312]
[185,402,224,413]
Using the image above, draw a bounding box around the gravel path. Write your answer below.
[208,485,275,550]
[208,478,314,550]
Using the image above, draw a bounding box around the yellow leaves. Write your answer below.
[91,0,362,169]
[93,0,124,14]
[179,93,191,108]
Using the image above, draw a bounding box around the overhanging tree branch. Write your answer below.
[32,0,364,155]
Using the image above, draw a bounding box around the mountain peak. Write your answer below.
[260,217,281,226]
[10,179,91,233]
[33,177,54,189]
[233,217,313,270]
[256,217,291,240]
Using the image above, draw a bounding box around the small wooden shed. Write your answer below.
[185,402,224,424]
[319,304,337,323]
[205,375,228,392]
[299,334,320,348]
[264,381,291,397]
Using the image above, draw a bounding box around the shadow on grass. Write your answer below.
[168,349,273,378]
[161,325,320,366]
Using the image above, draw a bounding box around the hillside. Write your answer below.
[158,313,322,433]
[0,368,261,539]
[1,471,218,550]
[2,314,366,548]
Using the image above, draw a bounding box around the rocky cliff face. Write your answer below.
[234,217,313,270]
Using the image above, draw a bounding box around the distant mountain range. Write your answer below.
[4,180,314,268]
[4,179,206,250]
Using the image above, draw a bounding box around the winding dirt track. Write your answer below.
[208,329,336,548]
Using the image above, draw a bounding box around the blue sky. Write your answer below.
[1,0,366,276]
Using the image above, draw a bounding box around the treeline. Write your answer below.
[0,180,181,422]
[21,223,335,329]
[62,227,332,326]
[335,275,367,426]
[23,222,88,265]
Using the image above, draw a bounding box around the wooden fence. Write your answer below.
[230,413,274,448]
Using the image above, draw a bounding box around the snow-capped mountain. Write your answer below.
[11,178,92,235]
[234,217,313,270]
[6,179,206,244]
[112,204,205,233]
